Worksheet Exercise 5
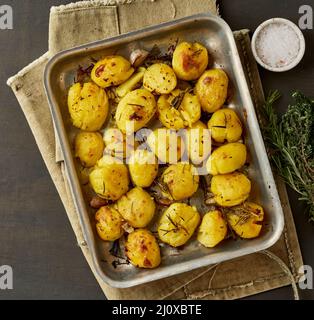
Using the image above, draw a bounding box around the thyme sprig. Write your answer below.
[262,91,314,221]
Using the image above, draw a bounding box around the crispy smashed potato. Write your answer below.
[147,128,185,163]
[115,89,156,133]
[125,229,161,269]
[197,210,227,248]
[158,203,200,247]
[226,202,264,239]
[161,163,199,201]
[208,108,243,143]
[116,187,155,228]
[157,89,201,129]
[172,41,208,81]
[68,82,109,131]
[211,172,251,207]
[207,143,247,175]
[196,69,229,113]
[91,56,134,88]
[75,132,104,167]
[128,149,158,188]
[95,206,124,241]
[143,63,177,94]
[89,155,129,200]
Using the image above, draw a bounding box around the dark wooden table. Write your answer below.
[0,0,313,300]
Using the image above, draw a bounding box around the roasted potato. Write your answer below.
[68,82,109,131]
[197,210,227,248]
[116,187,155,228]
[104,128,138,159]
[91,56,134,88]
[226,202,264,239]
[95,206,124,241]
[157,90,201,129]
[143,63,177,94]
[125,229,161,269]
[158,203,200,247]
[74,132,104,167]
[208,108,243,143]
[195,69,229,113]
[186,121,211,165]
[161,163,199,201]
[115,89,156,134]
[211,172,251,207]
[206,143,247,175]
[147,128,185,164]
[172,42,209,81]
[128,149,158,188]
[89,155,129,200]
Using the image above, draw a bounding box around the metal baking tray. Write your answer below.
[44,13,284,288]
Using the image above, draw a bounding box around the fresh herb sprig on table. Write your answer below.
[262,91,314,221]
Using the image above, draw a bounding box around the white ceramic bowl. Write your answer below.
[252,18,305,72]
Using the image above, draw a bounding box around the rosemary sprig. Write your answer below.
[262,91,314,221]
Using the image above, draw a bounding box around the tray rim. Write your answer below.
[44,12,285,288]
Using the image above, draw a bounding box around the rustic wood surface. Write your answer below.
[0,0,313,299]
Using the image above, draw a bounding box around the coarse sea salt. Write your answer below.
[255,22,301,68]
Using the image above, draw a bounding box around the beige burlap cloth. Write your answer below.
[7,0,303,300]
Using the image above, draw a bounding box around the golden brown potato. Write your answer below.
[197,210,227,248]
[74,132,104,167]
[147,128,185,164]
[158,203,200,247]
[157,90,201,129]
[226,202,264,239]
[161,163,199,201]
[116,187,155,228]
[143,63,177,94]
[195,69,229,113]
[208,108,243,143]
[172,42,209,81]
[186,121,211,165]
[103,128,138,159]
[115,89,156,134]
[128,149,158,188]
[89,155,129,200]
[206,143,247,175]
[91,56,134,88]
[95,206,124,241]
[68,82,109,131]
[125,229,161,269]
[211,172,251,207]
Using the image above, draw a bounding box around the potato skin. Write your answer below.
[115,89,156,134]
[226,202,264,239]
[128,149,158,188]
[186,121,211,165]
[197,210,227,248]
[89,155,129,201]
[75,132,104,167]
[196,69,229,113]
[211,172,251,207]
[143,63,177,94]
[68,82,109,131]
[207,143,247,175]
[147,128,185,164]
[125,229,161,269]
[161,163,199,201]
[172,42,209,81]
[208,108,243,143]
[95,206,124,241]
[158,203,200,247]
[91,56,134,88]
[116,187,155,228]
